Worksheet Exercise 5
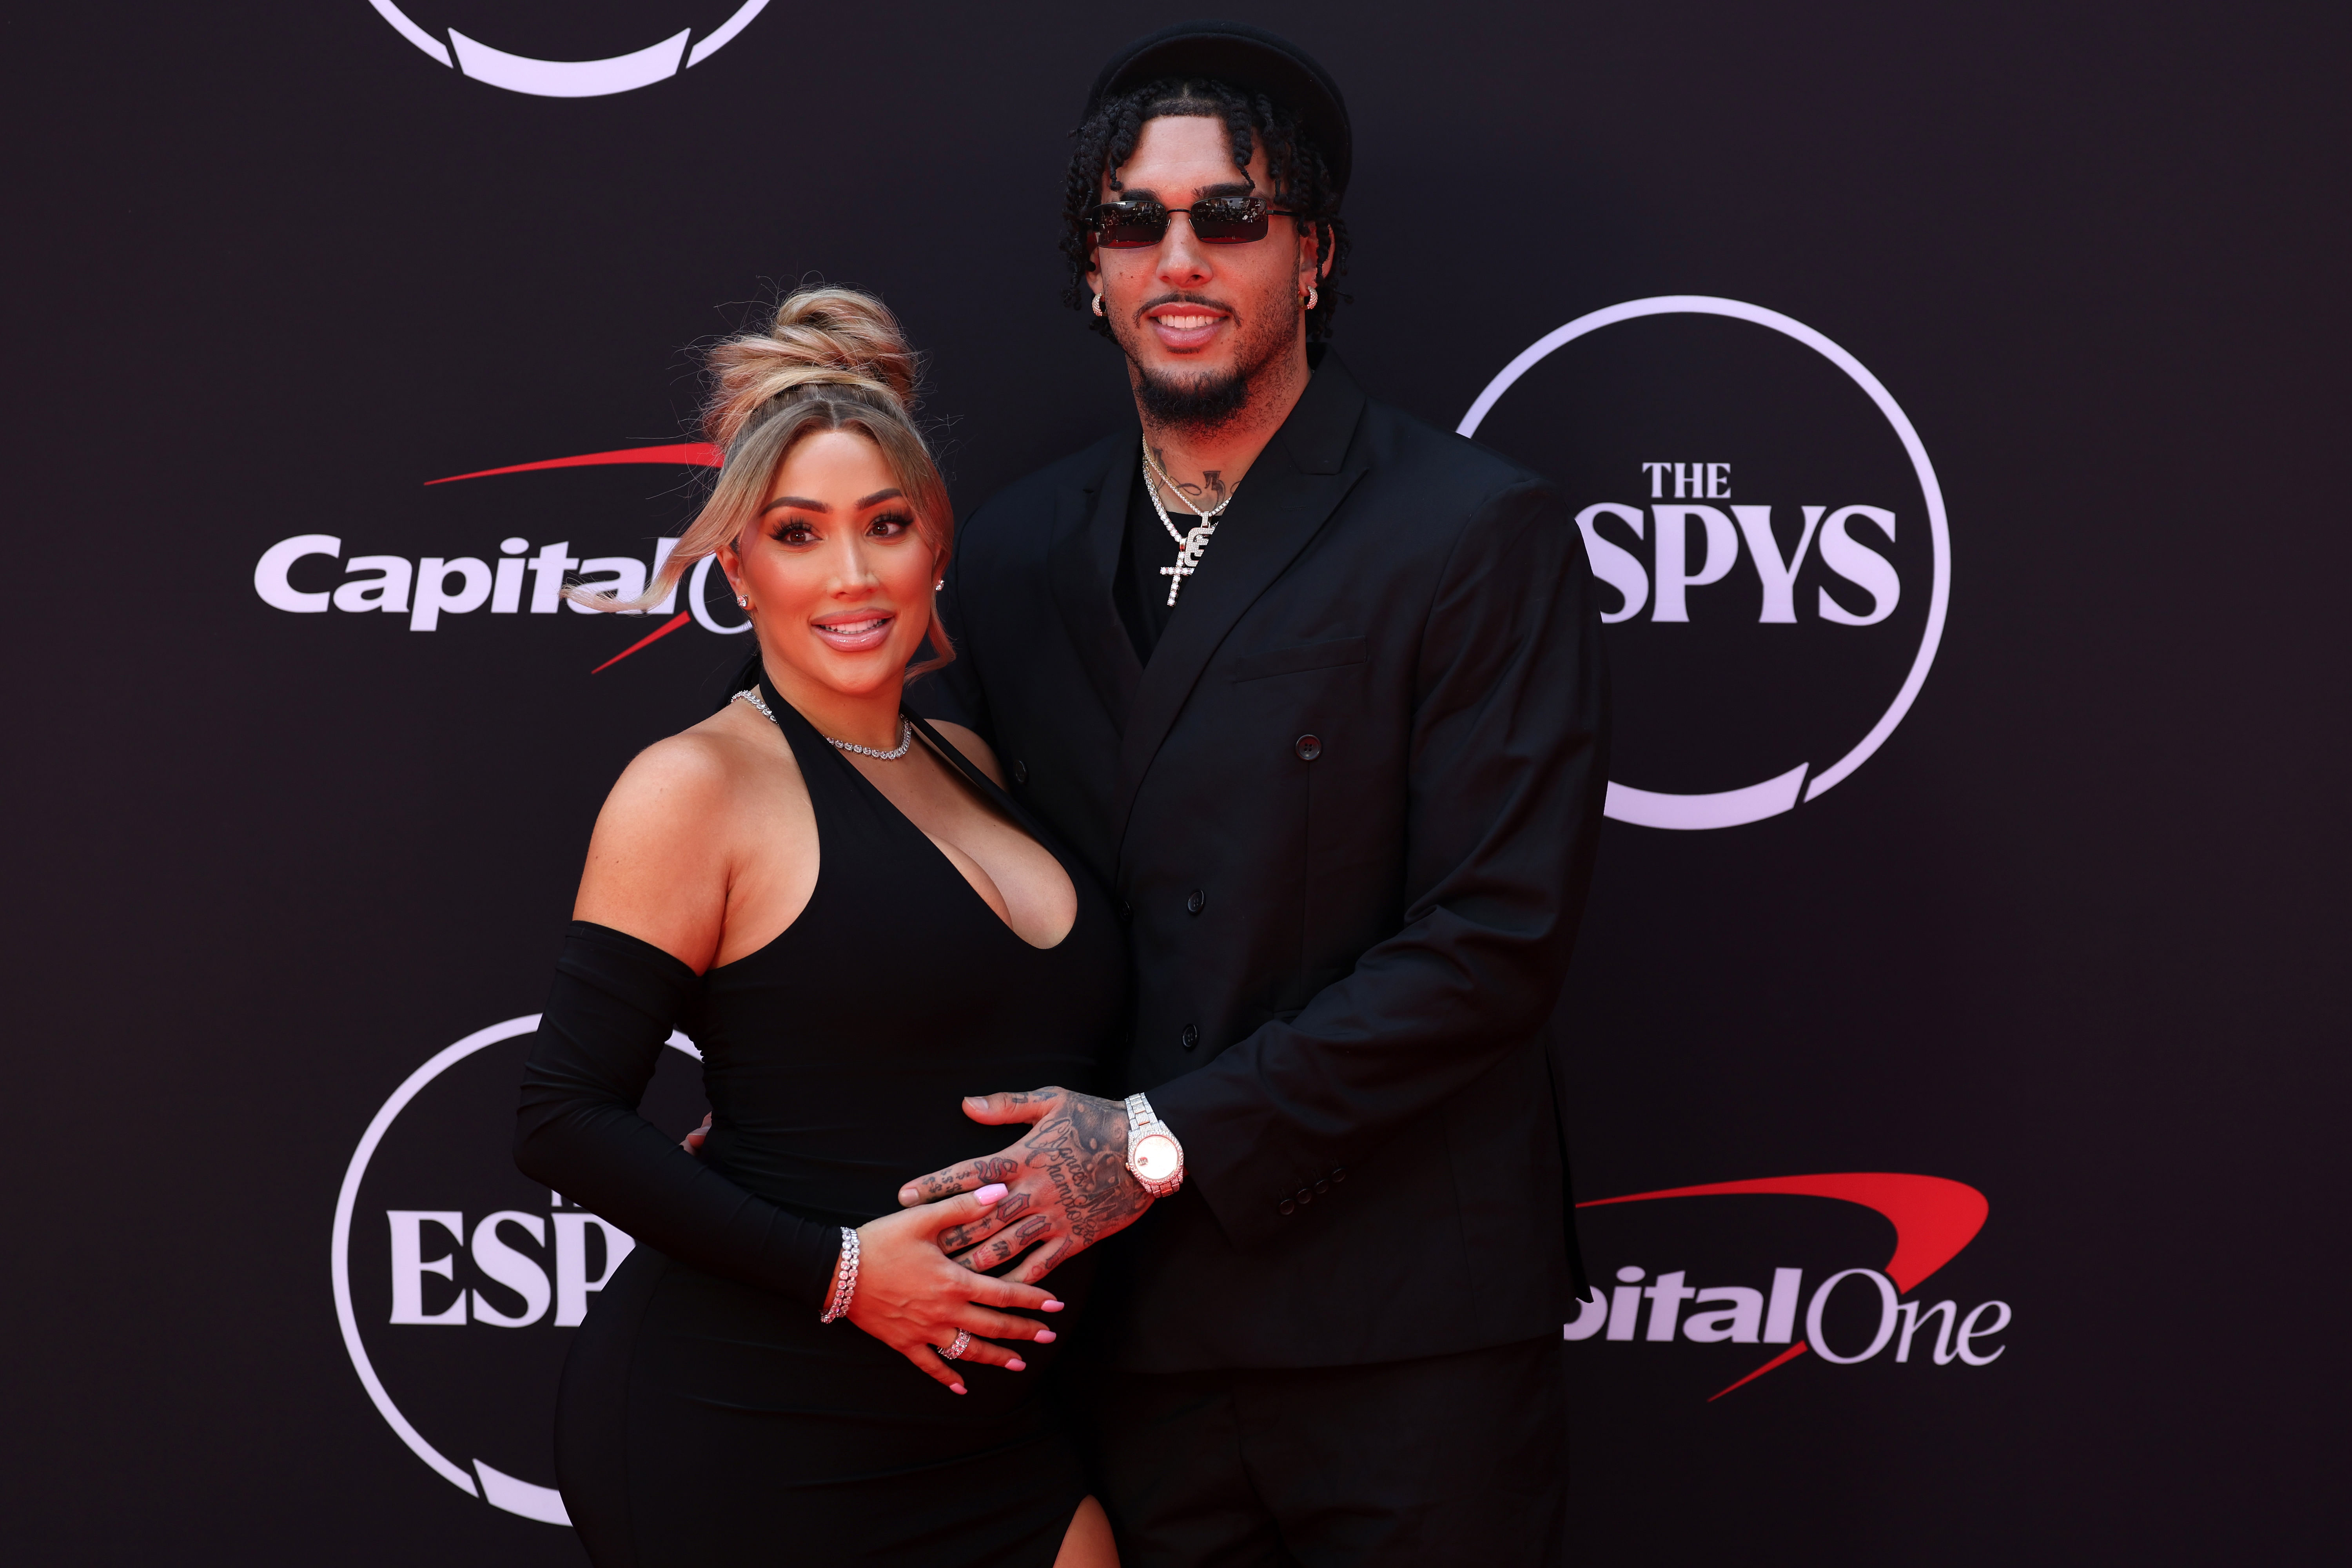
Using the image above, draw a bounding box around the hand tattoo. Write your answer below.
[905,1087,1156,1277]
[1023,1092,1150,1245]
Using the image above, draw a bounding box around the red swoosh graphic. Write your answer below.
[424,442,722,485]
[1577,1173,1988,1400]
[420,443,723,672]
[1707,1341,1807,1401]
[588,611,694,674]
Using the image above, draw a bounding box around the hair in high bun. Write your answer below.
[577,286,956,673]
[702,288,921,445]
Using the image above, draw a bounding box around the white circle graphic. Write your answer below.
[689,554,753,635]
[330,1014,700,1523]
[368,2,769,96]
[1458,296,1951,830]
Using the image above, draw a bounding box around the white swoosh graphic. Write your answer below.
[449,29,690,98]
[371,3,770,95]
[1603,765,1810,831]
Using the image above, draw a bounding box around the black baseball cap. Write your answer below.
[1084,21,1352,198]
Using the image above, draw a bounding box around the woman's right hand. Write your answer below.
[842,1184,1065,1393]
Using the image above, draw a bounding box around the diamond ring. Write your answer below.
[937,1330,972,1361]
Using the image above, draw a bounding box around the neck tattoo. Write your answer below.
[1141,443,1238,607]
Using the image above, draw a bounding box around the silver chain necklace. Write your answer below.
[1141,444,1238,606]
[732,687,915,760]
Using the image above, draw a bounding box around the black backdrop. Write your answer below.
[5,2,2344,1561]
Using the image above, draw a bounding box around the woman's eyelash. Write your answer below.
[770,511,910,541]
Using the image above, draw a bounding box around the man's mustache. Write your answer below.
[1132,292,1237,318]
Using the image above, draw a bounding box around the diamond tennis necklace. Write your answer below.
[1142,443,1238,606]
[732,687,914,760]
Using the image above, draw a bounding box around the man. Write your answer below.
[902,22,1608,1564]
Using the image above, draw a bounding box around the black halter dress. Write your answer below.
[515,679,1126,1567]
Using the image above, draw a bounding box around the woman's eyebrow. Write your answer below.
[762,488,902,515]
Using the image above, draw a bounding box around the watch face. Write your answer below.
[1132,1132,1180,1181]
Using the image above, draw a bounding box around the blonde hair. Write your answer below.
[575,287,955,673]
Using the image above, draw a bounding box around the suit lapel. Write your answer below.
[1046,434,1143,731]
[1113,355,1371,851]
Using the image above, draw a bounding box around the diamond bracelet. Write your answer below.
[819,1226,860,1323]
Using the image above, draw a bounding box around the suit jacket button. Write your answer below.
[1279,1198,1296,1216]
[1296,1187,1314,1205]
[1181,1024,1199,1049]
[1012,760,1028,784]
[1118,901,1132,924]
[1185,888,1205,915]
[1294,733,1322,761]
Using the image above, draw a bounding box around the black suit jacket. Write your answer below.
[916,353,1609,1371]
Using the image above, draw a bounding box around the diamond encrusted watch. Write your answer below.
[1123,1093,1185,1198]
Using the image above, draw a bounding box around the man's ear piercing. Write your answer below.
[736,595,750,608]
[1092,292,1105,317]
[1306,284,1319,311]
[935,579,946,591]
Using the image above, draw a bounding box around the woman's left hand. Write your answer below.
[843,1184,1066,1394]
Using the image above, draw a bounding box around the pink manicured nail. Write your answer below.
[1042,1299,1065,1312]
[951,1382,967,1395]
[1007,1358,1028,1372]
[976,1183,1008,1204]
[1032,1329,1057,1344]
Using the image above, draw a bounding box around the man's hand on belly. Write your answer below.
[897,1087,1152,1284]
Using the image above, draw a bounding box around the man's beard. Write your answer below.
[1132,363,1252,430]
[1118,299,1299,434]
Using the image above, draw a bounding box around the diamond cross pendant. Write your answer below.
[1159,522,1217,605]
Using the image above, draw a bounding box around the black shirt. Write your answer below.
[1114,444,1238,664]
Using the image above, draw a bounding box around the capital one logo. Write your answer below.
[330,1014,705,1523]
[253,441,740,674]
[368,2,769,96]
[1566,1173,2012,1401]
[1461,298,1952,830]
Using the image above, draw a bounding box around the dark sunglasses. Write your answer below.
[1084,196,1301,249]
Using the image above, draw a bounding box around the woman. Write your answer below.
[513,288,1122,1567]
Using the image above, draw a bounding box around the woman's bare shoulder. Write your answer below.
[573,703,809,969]
[926,719,1008,787]
[608,703,798,812]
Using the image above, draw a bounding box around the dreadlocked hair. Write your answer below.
[1060,76,1349,343]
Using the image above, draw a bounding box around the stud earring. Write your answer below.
[935,579,945,591]
[736,594,749,608]
[1092,292,1105,317]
